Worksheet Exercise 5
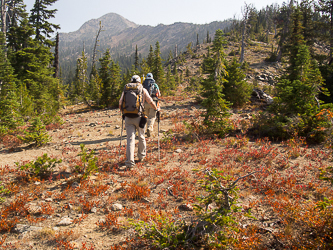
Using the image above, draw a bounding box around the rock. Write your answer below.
[111,203,123,211]
[142,198,151,203]
[27,204,42,215]
[175,149,183,153]
[178,204,193,211]
[57,217,73,226]
[89,123,97,127]
[13,224,42,234]
[115,125,120,129]
[98,219,106,225]
[45,198,53,202]
[91,207,97,213]
[175,197,184,202]
[71,182,80,188]
[34,181,41,185]
[252,88,273,104]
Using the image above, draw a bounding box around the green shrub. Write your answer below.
[249,109,333,144]
[17,153,62,179]
[0,182,10,202]
[130,213,190,249]
[18,117,51,147]
[130,169,256,249]
[75,144,98,179]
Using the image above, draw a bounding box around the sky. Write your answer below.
[24,0,289,33]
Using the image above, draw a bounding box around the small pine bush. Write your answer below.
[18,117,51,147]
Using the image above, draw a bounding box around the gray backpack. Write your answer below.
[121,83,144,118]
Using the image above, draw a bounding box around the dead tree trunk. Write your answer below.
[53,33,59,78]
[240,3,252,64]
[91,21,102,74]
[1,0,7,38]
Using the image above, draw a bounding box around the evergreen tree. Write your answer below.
[10,41,60,117]
[153,41,165,90]
[167,50,173,61]
[317,0,333,61]
[89,65,102,106]
[201,29,232,137]
[275,1,294,61]
[166,65,176,93]
[1,0,27,38]
[7,17,34,52]
[99,49,112,106]
[109,60,122,107]
[29,0,60,46]
[223,58,252,108]
[0,32,21,129]
[140,58,149,78]
[300,0,316,53]
[71,50,88,104]
[264,7,328,142]
[147,44,154,71]
[134,44,139,70]
[53,32,59,77]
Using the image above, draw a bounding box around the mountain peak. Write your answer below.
[61,13,138,39]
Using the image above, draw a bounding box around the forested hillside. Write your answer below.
[58,13,233,84]
[1,0,333,249]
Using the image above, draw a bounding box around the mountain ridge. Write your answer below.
[58,13,233,82]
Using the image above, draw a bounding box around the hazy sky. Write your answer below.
[24,0,289,33]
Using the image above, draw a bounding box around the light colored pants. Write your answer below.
[124,116,146,167]
[144,102,157,132]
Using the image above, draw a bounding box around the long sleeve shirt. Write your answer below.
[119,83,157,111]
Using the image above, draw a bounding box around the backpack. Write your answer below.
[121,83,144,118]
[142,79,158,98]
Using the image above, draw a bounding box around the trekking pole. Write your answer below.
[157,110,160,161]
[119,114,124,161]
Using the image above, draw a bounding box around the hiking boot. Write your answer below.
[147,129,151,137]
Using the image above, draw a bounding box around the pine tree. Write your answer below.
[223,58,252,108]
[1,0,27,39]
[166,65,176,92]
[109,60,122,107]
[153,41,165,89]
[167,50,173,61]
[201,29,232,137]
[29,0,60,46]
[147,45,154,71]
[134,44,139,70]
[71,50,88,104]
[0,32,21,129]
[7,16,34,52]
[317,0,333,60]
[140,58,149,78]
[53,32,59,78]
[300,0,316,52]
[89,65,102,106]
[267,7,327,142]
[99,49,111,106]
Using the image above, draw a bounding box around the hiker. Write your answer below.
[142,73,161,137]
[119,75,158,169]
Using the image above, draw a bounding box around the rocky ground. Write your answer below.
[0,40,332,249]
